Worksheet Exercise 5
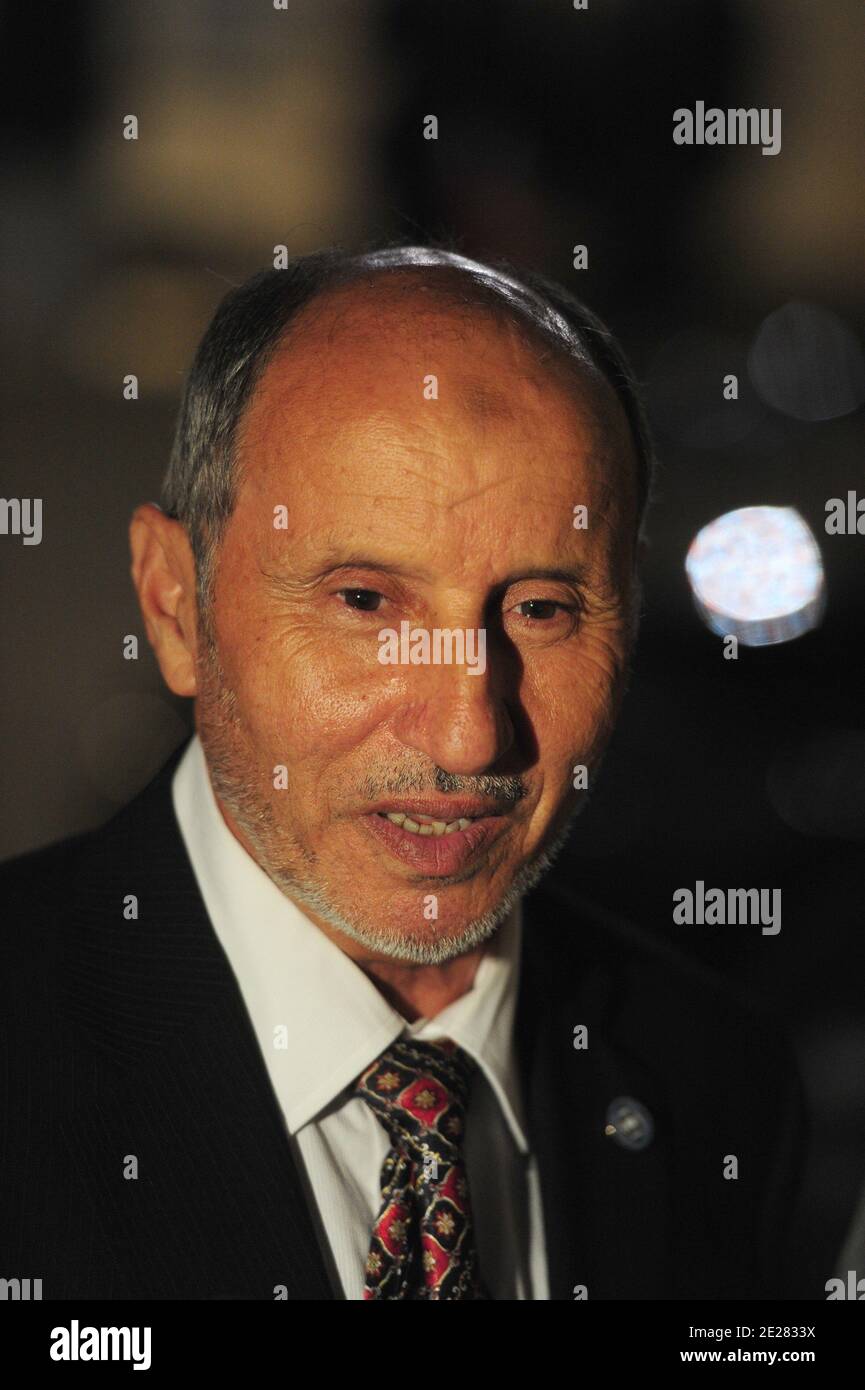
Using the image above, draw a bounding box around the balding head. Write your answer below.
[161,246,654,621]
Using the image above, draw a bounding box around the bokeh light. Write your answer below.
[748,302,865,421]
[685,505,825,646]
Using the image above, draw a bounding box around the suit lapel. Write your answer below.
[517,884,673,1300]
[59,742,335,1300]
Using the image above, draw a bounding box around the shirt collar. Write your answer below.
[172,734,528,1152]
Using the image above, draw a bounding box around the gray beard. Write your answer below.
[195,632,587,965]
[258,810,580,965]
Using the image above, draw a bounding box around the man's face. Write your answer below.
[194,286,639,963]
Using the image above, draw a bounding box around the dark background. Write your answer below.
[1,0,863,1297]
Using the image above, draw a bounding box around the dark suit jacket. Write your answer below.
[0,741,806,1300]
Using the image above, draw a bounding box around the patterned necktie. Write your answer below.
[353,1036,488,1300]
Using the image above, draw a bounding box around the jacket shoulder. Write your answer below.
[0,828,100,973]
[0,739,190,980]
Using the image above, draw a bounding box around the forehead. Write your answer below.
[233,282,637,545]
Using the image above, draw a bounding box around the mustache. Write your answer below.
[358,767,527,809]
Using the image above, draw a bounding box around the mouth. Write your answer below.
[361,800,512,876]
[375,808,487,838]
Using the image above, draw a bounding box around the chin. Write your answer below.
[326,899,509,966]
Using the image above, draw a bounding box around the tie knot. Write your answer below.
[354,1037,476,1162]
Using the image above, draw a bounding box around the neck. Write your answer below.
[353,950,485,1023]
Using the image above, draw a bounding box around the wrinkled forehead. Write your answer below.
[224,281,639,584]
[237,274,634,475]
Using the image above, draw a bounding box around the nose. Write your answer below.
[393,650,516,777]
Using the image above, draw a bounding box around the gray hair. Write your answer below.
[161,244,656,619]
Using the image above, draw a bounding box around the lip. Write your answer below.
[361,810,510,876]
[366,798,504,821]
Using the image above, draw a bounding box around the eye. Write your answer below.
[513,599,571,621]
[337,588,384,612]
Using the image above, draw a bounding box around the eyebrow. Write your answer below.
[294,554,594,590]
[496,565,592,588]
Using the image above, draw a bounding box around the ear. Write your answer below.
[129,503,200,697]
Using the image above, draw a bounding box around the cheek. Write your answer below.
[527,632,625,750]
[220,619,396,759]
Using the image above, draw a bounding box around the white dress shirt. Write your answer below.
[172,734,549,1299]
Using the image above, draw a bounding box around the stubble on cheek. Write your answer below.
[193,628,318,878]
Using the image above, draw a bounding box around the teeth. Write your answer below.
[383,811,477,837]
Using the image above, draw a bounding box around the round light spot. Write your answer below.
[685,506,825,645]
[748,302,865,421]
